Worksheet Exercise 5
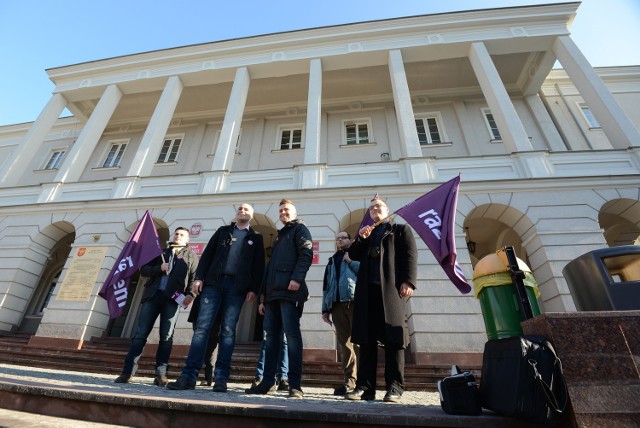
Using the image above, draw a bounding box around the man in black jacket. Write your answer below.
[114,227,198,386]
[246,199,312,398]
[168,203,264,392]
[346,197,417,403]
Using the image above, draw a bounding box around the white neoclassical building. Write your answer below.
[0,2,638,363]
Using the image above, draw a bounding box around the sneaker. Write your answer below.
[245,382,277,395]
[212,380,228,392]
[345,387,375,401]
[333,384,355,396]
[288,387,304,398]
[166,377,196,390]
[383,387,403,403]
[114,374,131,383]
[276,379,290,391]
[153,375,169,387]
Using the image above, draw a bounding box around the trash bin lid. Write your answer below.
[473,252,532,279]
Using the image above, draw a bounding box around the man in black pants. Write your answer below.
[345,197,417,403]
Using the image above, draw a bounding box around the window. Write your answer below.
[157,136,182,163]
[102,141,128,168]
[278,126,303,150]
[415,115,445,145]
[579,104,600,128]
[44,150,65,170]
[482,108,502,140]
[344,120,371,145]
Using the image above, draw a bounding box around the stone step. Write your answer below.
[0,334,480,391]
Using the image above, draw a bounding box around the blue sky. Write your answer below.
[1,0,639,126]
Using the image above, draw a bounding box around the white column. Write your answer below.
[127,76,183,177]
[211,67,250,171]
[453,101,480,156]
[388,50,422,158]
[53,84,122,184]
[0,93,67,187]
[525,94,566,151]
[553,36,640,149]
[468,42,533,153]
[304,59,322,165]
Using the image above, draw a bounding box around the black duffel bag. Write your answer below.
[480,335,568,424]
[437,365,482,415]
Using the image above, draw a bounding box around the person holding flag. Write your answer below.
[346,196,417,403]
[114,226,198,386]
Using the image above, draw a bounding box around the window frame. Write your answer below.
[482,108,502,141]
[276,124,304,151]
[156,134,184,164]
[415,112,448,145]
[341,118,373,146]
[101,139,129,168]
[577,103,601,129]
[43,149,66,170]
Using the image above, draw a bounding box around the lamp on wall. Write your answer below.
[465,227,476,254]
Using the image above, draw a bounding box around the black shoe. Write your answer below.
[212,381,228,392]
[288,387,304,398]
[114,374,131,384]
[345,387,375,401]
[250,376,262,388]
[277,379,290,391]
[245,382,277,395]
[153,375,169,387]
[383,387,403,403]
[333,384,354,396]
[166,377,196,390]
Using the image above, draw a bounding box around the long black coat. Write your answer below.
[348,222,417,348]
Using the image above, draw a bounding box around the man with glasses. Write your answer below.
[322,231,360,396]
[346,197,417,403]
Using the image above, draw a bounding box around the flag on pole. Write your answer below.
[358,193,379,230]
[99,210,163,318]
[394,176,471,294]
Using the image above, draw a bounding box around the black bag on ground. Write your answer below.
[438,365,482,415]
[480,335,568,424]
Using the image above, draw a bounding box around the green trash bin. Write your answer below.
[473,253,541,340]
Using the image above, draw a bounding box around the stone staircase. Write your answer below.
[0,332,478,390]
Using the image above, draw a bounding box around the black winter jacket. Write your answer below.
[262,219,313,304]
[195,223,265,295]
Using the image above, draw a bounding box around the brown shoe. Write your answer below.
[154,375,169,387]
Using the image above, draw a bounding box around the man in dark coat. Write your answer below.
[114,227,198,386]
[167,203,264,392]
[246,198,313,398]
[346,197,417,403]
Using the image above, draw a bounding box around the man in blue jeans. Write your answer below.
[114,227,197,386]
[245,199,312,398]
[167,203,265,392]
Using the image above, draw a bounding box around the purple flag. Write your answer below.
[99,210,163,318]
[394,176,471,294]
[358,193,378,230]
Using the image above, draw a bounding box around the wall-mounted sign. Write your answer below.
[57,246,108,302]
[190,223,202,237]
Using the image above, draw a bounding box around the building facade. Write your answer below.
[0,2,638,363]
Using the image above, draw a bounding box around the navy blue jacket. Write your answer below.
[262,219,313,304]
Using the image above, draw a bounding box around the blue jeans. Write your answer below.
[255,330,288,381]
[180,276,245,382]
[263,300,303,389]
[121,290,180,377]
